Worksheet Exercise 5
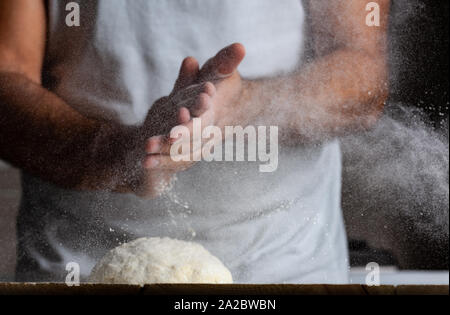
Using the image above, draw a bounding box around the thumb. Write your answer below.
[199,43,246,81]
[172,56,200,93]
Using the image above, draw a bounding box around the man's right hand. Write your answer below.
[129,57,217,197]
[131,44,246,198]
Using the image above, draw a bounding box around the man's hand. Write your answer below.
[196,43,247,130]
[131,44,247,198]
[132,44,244,196]
[128,57,211,197]
[143,44,247,160]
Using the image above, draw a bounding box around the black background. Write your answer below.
[344,0,449,270]
[389,0,448,268]
[389,0,449,130]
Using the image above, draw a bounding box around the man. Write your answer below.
[0,0,389,283]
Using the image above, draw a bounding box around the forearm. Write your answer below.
[238,48,388,142]
[0,72,140,191]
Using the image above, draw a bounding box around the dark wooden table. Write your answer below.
[0,283,448,295]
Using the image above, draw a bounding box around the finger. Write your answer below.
[202,81,216,97]
[146,92,214,157]
[173,57,200,92]
[145,126,185,156]
[177,106,191,124]
[170,94,215,139]
[171,81,215,106]
[144,119,189,157]
[172,83,203,101]
[143,154,195,171]
[198,43,246,81]
[145,120,206,158]
[145,135,168,155]
[190,90,213,117]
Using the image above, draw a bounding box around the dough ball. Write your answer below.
[89,237,233,285]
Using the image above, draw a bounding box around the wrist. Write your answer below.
[235,79,264,126]
[89,122,143,192]
[115,124,145,193]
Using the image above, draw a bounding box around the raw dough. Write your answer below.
[89,237,233,285]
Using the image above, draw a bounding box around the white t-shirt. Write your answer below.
[17,0,349,283]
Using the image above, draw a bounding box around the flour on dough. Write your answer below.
[89,237,233,285]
